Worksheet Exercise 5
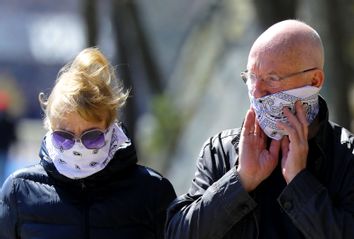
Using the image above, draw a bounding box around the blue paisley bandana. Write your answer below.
[45,122,131,179]
[249,86,321,140]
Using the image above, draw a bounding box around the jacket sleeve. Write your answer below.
[0,175,18,239]
[153,177,176,239]
[165,135,257,239]
[278,135,354,239]
[278,168,354,239]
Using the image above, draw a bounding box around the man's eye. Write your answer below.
[266,76,279,82]
[248,73,257,79]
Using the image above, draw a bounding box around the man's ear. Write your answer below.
[311,69,324,87]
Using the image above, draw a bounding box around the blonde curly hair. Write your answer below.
[39,47,129,129]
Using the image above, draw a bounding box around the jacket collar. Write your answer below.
[311,96,330,148]
[306,96,331,177]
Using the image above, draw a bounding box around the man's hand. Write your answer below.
[237,108,281,192]
[277,101,309,184]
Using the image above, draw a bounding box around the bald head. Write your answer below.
[248,20,324,70]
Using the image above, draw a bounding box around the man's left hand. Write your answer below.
[277,101,309,184]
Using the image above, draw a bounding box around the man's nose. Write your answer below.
[249,80,271,98]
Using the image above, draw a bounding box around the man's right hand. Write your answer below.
[236,108,281,192]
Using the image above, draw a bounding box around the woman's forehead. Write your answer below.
[52,112,106,133]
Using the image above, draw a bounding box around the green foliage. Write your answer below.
[150,93,182,154]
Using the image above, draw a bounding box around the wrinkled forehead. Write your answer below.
[247,45,300,75]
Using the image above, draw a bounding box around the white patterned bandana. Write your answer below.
[249,86,321,140]
[45,122,131,179]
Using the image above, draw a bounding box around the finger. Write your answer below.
[295,101,309,139]
[269,139,281,160]
[260,127,266,142]
[255,120,265,141]
[283,106,302,135]
[254,120,267,148]
[258,121,267,143]
[242,108,256,137]
[277,120,299,144]
[282,106,304,142]
[254,118,261,136]
[295,101,308,124]
[281,136,289,155]
[280,136,289,169]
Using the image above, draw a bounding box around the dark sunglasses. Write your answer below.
[51,128,107,150]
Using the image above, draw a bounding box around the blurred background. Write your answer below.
[0,0,353,195]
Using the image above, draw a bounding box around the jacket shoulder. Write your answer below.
[134,165,176,201]
[193,128,241,182]
[211,128,241,144]
[1,164,51,201]
[9,163,49,181]
[142,166,164,180]
[329,122,354,150]
[199,128,241,158]
[135,165,174,188]
[3,163,52,191]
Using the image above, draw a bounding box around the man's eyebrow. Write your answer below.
[248,70,279,76]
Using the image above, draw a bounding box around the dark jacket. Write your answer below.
[166,97,354,239]
[0,139,176,239]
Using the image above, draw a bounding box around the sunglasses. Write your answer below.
[51,128,107,150]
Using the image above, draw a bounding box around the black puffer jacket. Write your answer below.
[166,97,354,239]
[0,139,176,239]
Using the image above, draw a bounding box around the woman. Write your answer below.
[0,48,176,239]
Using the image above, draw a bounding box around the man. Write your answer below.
[166,20,354,238]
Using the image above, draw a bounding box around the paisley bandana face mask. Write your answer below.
[249,86,321,140]
[45,122,130,179]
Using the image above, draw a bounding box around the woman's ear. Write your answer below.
[311,69,324,88]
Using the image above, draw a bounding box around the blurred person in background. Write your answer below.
[166,20,354,238]
[0,47,176,239]
[0,91,17,186]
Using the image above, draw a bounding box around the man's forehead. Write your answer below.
[247,48,299,72]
